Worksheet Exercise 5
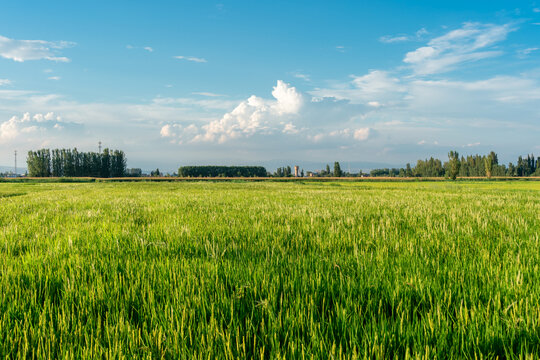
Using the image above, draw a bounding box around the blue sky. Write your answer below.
[0,0,539,171]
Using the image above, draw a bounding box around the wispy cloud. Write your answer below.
[0,79,11,86]
[174,55,207,63]
[533,8,540,13]
[336,46,346,53]
[293,73,311,81]
[192,92,224,97]
[380,35,410,43]
[127,45,154,52]
[517,47,539,58]
[310,70,406,105]
[403,22,516,75]
[0,35,74,62]
[380,28,428,43]
[48,76,61,81]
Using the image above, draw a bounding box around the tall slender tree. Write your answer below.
[447,151,460,180]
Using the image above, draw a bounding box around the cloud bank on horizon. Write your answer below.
[0,1,539,170]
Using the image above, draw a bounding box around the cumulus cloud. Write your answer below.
[160,124,173,137]
[0,35,74,62]
[0,112,77,143]
[144,46,153,52]
[0,112,55,141]
[403,22,515,75]
[189,80,303,143]
[160,80,374,146]
[174,55,207,63]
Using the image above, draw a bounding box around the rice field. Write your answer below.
[0,180,539,359]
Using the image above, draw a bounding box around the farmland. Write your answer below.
[0,181,539,358]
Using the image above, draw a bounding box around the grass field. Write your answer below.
[0,181,539,359]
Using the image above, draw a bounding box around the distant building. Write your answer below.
[294,165,299,177]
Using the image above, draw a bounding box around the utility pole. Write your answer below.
[98,141,102,154]
[14,150,17,177]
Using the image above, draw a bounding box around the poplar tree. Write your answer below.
[447,151,460,180]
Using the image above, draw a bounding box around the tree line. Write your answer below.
[178,166,267,177]
[368,152,540,179]
[27,148,127,177]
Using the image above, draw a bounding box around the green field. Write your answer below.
[1,181,539,359]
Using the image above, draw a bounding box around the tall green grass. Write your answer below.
[0,181,539,358]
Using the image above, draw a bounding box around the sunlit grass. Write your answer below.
[0,181,539,358]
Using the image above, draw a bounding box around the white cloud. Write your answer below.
[517,47,539,58]
[271,79,303,115]
[159,80,375,147]
[152,97,237,110]
[282,123,299,134]
[310,70,406,105]
[0,79,11,86]
[159,123,198,144]
[293,73,311,81]
[380,35,410,43]
[127,45,154,53]
[0,35,74,62]
[192,92,224,97]
[190,81,303,143]
[354,128,370,140]
[0,112,66,142]
[48,76,61,81]
[380,28,428,43]
[160,124,173,137]
[311,127,371,142]
[174,55,207,63]
[403,22,515,75]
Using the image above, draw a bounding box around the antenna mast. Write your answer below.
[98,141,102,154]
